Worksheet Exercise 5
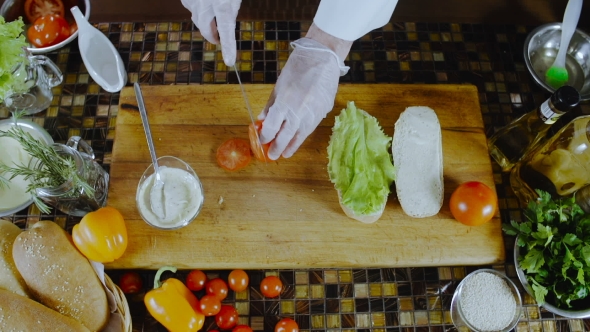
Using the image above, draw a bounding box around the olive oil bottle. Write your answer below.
[488,86,580,172]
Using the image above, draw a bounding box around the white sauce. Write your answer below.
[137,166,203,228]
[0,123,48,213]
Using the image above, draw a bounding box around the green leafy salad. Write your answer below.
[0,16,28,103]
[327,101,395,216]
[503,189,590,309]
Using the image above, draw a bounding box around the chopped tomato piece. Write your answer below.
[27,14,71,48]
[248,120,270,162]
[24,0,65,23]
[217,138,252,171]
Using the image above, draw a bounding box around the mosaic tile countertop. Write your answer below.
[2,20,590,332]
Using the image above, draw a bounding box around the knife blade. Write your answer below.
[234,66,266,161]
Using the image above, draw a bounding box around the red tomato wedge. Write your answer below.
[248,120,270,162]
[24,0,65,23]
[27,14,71,48]
[217,138,252,171]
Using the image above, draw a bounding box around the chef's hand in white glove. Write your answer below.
[180,0,241,66]
[258,24,352,160]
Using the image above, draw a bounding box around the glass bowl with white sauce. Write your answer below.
[136,156,204,230]
[0,118,53,217]
[450,269,522,332]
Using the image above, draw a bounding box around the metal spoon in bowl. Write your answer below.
[134,83,166,219]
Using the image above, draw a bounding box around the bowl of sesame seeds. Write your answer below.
[450,269,522,332]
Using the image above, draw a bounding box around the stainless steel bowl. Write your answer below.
[514,239,590,318]
[0,0,90,54]
[524,23,590,100]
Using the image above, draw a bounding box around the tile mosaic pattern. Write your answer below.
[2,20,590,331]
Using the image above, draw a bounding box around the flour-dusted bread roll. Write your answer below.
[392,106,443,217]
[337,190,384,224]
[12,220,109,332]
[0,289,90,332]
[0,220,30,297]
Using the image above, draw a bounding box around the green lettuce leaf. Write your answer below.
[0,16,28,103]
[327,101,395,216]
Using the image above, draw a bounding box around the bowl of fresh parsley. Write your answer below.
[504,190,590,318]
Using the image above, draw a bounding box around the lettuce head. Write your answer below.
[327,101,395,216]
[0,16,28,103]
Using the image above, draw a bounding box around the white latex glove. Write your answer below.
[180,0,241,66]
[258,38,350,160]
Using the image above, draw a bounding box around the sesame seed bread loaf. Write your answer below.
[0,289,90,332]
[392,106,444,218]
[0,220,31,297]
[12,220,109,332]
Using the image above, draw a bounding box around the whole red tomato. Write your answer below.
[233,325,253,332]
[199,294,222,316]
[216,305,239,330]
[118,271,143,294]
[186,270,207,291]
[27,14,71,48]
[450,181,497,226]
[228,269,249,292]
[275,318,299,332]
[206,278,229,300]
[260,276,283,298]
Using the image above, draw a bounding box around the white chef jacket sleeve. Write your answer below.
[313,0,398,41]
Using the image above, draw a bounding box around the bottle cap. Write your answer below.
[551,85,581,111]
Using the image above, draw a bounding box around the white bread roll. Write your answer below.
[12,220,109,332]
[337,190,384,224]
[0,289,90,332]
[0,220,30,297]
[392,106,444,217]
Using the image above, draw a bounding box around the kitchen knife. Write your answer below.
[234,66,266,161]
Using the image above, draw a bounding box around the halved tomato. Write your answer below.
[24,0,65,23]
[216,138,252,171]
[248,120,270,162]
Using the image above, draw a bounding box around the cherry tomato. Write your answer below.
[275,318,299,332]
[186,270,208,291]
[24,0,65,23]
[249,120,270,162]
[199,294,222,316]
[216,305,239,330]
[450,181,497,226]
[228,269,249,292]
[118,271,143,294]
[260,275,282,298]
[216,138,252,171]
[206,277,229,300]
[233,325,253,332]
[27,14,71,48]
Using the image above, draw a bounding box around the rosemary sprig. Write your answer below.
[0,112,95,214]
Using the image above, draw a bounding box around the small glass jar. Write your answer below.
[510,115,590,204]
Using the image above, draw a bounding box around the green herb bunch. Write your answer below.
[503,189,590,309]
[0,112,95,214]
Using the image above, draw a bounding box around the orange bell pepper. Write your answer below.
[145,266,205,332]
[72,206,128,263]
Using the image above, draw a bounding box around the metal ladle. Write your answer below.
[134,83,166,219]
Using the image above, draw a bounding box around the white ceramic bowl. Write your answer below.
[0,118,53,216]
[451,268,522,332]
[514,239,590,318]
[136,156,204,230]
[0,0,90,54]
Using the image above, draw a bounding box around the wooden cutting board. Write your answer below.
[107,84,505,270]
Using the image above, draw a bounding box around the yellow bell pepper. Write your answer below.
[72,206,128,263]
[145,266,205,332]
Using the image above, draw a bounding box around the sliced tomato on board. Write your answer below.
[24,0,65,23]
[248,120,270,162]
[27,14,71,48]
[216,138,252,171]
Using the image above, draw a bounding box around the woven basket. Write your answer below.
[104,274,132,332]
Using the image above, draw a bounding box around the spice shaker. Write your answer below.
[488,86,580,172]
[510,112,590,205]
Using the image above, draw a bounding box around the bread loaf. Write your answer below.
[0,289,90,332]
[392,106,444,217]
[12,220,109,331]
[0,220,30,297]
